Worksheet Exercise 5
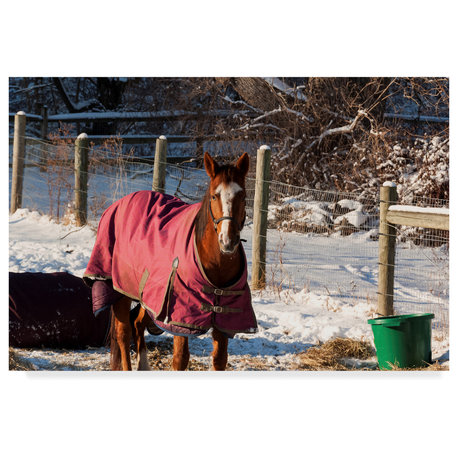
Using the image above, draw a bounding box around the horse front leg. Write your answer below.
[112,296,132,371]
[212,328,228,371]
[172,336,190,370]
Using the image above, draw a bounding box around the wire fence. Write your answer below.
[250,179,381,303]
[9,136,449,340]
[387,194,449,340]
[10,137,210,223]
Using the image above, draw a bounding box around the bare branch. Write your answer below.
[293,110,368,175]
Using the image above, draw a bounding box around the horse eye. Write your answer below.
[212,195,217,201]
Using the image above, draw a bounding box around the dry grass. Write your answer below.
[145,340,210,371]
[293,337,376,371]
[9,338,448,371]
[293,338,448,371]
[9,348,37,371]
[386,361,447,371]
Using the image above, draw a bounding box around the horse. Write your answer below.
[84,152,256,370]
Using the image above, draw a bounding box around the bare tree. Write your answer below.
[191,77,448,201]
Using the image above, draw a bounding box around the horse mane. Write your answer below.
[194,189,210,242]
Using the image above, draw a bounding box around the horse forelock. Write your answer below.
[213,164,246,189]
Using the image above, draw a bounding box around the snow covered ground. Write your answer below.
[9,206,449,370]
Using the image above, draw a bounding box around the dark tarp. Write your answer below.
[9,272,110,348]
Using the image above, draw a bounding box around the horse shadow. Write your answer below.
[150,330,313,358]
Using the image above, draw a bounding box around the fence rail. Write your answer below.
[387,206,449,231]
[8,109,252,123]
[8,109,255,147]
[11,110,449,124]
[8,134,246,146]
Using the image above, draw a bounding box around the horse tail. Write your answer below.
[130,303,141,329]
[110,307,122,370]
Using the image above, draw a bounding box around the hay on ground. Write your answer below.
[387,361,447,371]
[293,337,376,371]
[9,348,37,371]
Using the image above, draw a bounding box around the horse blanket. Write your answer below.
[84,191,257,337]
[9,272,110,348]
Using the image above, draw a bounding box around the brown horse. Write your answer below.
[109,152,250,371]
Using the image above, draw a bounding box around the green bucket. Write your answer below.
[368,313,434,370]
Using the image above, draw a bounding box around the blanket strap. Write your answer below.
[202,285,245,296]
[138,269,150,300]
[200,303,242,314]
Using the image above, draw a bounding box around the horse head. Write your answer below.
[204,152,249,255]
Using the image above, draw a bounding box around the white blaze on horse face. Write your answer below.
[215,181,242,251]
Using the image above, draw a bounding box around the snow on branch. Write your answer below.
[384,112,449,123]
[52,77,100,113]
[251,107,282,123]
[263,78,308,102]
[235,122,284,132]
[317,110,367,144]
[221,96,264,114]
[293,110,368,174]
[283,106,313,122]
[243,105,312,128]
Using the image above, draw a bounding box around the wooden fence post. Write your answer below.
[251,145,271,290]
[74,133,89,226]
[152,135,167,193]
[10,111,27,214]
[377,182,398,316]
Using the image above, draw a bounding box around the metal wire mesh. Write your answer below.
[9,138,449,339]
[391,195,449,340]
[252,179,381,303]
[10,138,210,223]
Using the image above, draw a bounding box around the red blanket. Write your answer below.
[84,191,257,336]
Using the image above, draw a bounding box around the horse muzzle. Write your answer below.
[219,234,242,255]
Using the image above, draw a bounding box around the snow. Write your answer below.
[334,210,368,228]
[43,109,241,122]
[263,78,308,102]
[9,209,95,276]
[384,112,449,123]
[389,205,449,215]
[267,196,373,232]
[383,181,397,187]
[337,199,363,211]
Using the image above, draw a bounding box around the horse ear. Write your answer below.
[204,152,219,178]
[235,152,249,178]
